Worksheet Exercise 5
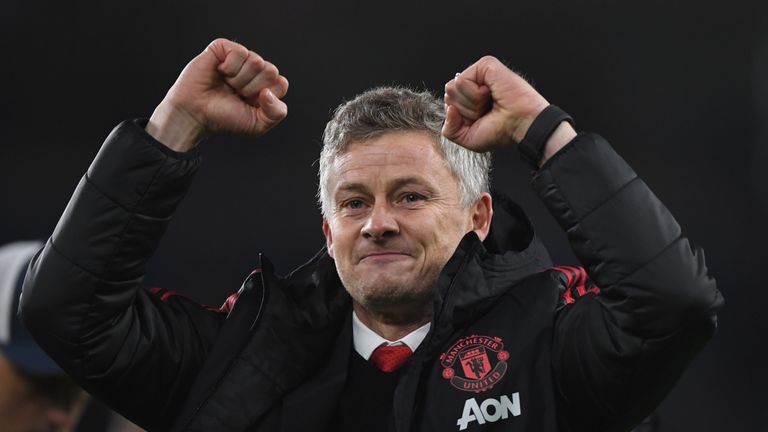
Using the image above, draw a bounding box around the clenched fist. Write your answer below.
[147,38,289,152]
[442,56,575,162]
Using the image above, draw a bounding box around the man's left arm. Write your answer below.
[444,57,724,431]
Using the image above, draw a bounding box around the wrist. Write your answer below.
[146,102,206,152]
[517,105,576,168]
[539,122,577,167]
[511,101,549,144]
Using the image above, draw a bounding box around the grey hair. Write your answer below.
[318,86,491,219]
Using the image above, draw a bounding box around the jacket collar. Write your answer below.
[432,190,551,330]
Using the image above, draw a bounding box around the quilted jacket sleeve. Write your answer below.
[19,120,226,431]
[532,133,724,432]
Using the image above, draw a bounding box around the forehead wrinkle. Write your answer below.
[337,131,445,170]
[327,131,454,199]
[336,148,414,173]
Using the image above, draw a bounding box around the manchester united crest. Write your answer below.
[440,335,509,393]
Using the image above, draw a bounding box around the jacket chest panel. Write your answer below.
[420,333,558,430]
[416,276,563,431]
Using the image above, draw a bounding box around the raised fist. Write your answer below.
[147,38,289,152]
[442,56,549,153]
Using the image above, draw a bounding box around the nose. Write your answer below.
[361,203,399,240]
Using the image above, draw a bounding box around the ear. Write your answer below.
[322,219,335,258]
[471,192,493,242]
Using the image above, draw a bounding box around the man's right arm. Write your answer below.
[146,38,289,152]
[19,39,288,430]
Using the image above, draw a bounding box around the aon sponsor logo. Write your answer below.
[456,393,521,430]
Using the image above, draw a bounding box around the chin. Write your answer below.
[345,276,437,322]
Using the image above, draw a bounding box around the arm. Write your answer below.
[443,57,723,431]
[19,39,289,430]
[535,131,721,432]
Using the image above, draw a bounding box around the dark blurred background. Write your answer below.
[1,0,766,430]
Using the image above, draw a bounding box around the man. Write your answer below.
[0,241,85,432]
[20,38,723,431]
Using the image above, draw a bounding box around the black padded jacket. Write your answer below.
[20,119,723,432]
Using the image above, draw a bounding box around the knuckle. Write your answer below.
[479,55,499,64]
[247,52,264,68]
[264,63,279,79]
[221,64,238,77]
[208,38,227,50]
[234,43,249,56]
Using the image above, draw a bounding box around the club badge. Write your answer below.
[440,335,509,393]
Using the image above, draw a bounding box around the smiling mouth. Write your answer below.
[360,252,411,263]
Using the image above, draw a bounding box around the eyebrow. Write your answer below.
[389,177,437,193]
[335,182,369,196]
[335,176,437,198]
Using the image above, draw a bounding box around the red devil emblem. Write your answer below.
[460,347,492,379]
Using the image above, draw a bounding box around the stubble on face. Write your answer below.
[337,257,441,326]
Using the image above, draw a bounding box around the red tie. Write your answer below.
[369,344,413,372]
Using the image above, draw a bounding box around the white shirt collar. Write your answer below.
[352,311,431,360]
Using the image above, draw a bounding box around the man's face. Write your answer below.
[322,131,490,322]
[0,353,84,432]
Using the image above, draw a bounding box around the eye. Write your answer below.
[346,199,364,209]
[401,193,425,204]
[336,198,368,217]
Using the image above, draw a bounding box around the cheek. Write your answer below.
[431,213,472,252]
[328,224,355,259]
